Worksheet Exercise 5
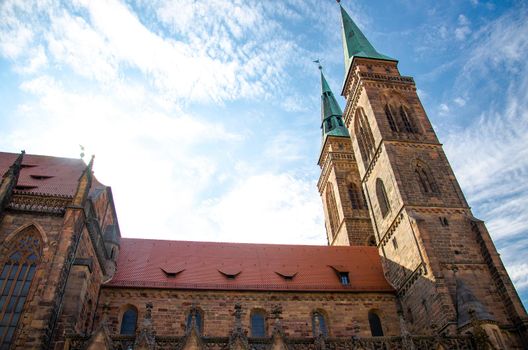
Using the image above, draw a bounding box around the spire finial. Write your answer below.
[313,59,322,70]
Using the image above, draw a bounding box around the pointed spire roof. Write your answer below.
[339,3,396,72]
[318,65,349,139]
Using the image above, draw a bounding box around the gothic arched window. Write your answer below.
[325,185,340,238]
[311,311,328,337]
[250,310,266,337]
[368,311,384,336]
[376,179,390,218]
[354,108,376,167]
[120,306,138,335]
[399,106,417,133]
[348,183,365,210]
[186,308,204,334]
[0,228,42,349]
[384,104,398,132]
[415,162,439,195]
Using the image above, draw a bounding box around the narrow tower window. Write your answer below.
[368,311,384,336]
[348,183,363,210]
[120,307,138,335]
[325,185,340,238]
[325,119,332,132]
[250,311,266,337]
[375,179,390,218]
[415,162,439,195]
[384,104,398,132]
[0,228,41,349]
[354,108,376,167]
[399,106,417,133]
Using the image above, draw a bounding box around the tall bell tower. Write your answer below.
[317,64,375,247]
[318,2,528,345]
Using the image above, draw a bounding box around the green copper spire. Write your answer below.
[339,3,396,72]
[318,64,349,140]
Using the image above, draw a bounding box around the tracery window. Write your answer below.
[415,162,439,195]
[311,311,328,337]
[0,228,42,348]
[325,185,340,238]
[384,104,398,132]
[250,310,266,337]
[348,183,366,210]
[376,179,390,218]
[354,108,376,167]
[399,106,416,133]
[368,311,384,336]
[120,306,138,335]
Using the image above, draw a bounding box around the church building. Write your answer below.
[0,3,526,350]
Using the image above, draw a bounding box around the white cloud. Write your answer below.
[453,97,466,106]
[455,14,471,41]
[458,14,470,26]
[443,7,528,295]
[0,0,314,105]
[438,103,450,115]
[2,75,245,240]
[204,173,324,244]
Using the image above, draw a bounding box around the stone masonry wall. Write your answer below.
[96,288,400,338]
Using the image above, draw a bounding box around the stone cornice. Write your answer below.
[317,151,357,192]
[6,192,72,215]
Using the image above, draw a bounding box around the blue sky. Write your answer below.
[0,0,527,306]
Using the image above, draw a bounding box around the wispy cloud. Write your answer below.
[443,6,528,294]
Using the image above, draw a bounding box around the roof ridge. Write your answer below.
[120,237,378,249]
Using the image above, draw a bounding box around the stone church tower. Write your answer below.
[319,3,528,343]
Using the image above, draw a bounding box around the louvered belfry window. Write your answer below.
[0,229,41,349]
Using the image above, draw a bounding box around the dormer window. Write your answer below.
[275,270,297,281]
[218,267,241,280]
[30,175,53,180]
[14,185,37,190]
[339,272,350,285]
[329,265,350,285]
[160,265,185,278]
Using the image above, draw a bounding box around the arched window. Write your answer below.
[399,106,417,133]
[120,306,138,335]
[250,310,266,337]
[311,311,328,337]
[384,104,398,132]
[368,311,384,336]
[0,228,42,349]
[325,185,340,238]
[354,108,376,167]
[348,183,366,210]
[415,162,439,195]
[186,308,204,334]
[376,179,390,218]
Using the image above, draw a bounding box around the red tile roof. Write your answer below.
[107,238,394,292]
[0,151,103,197]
